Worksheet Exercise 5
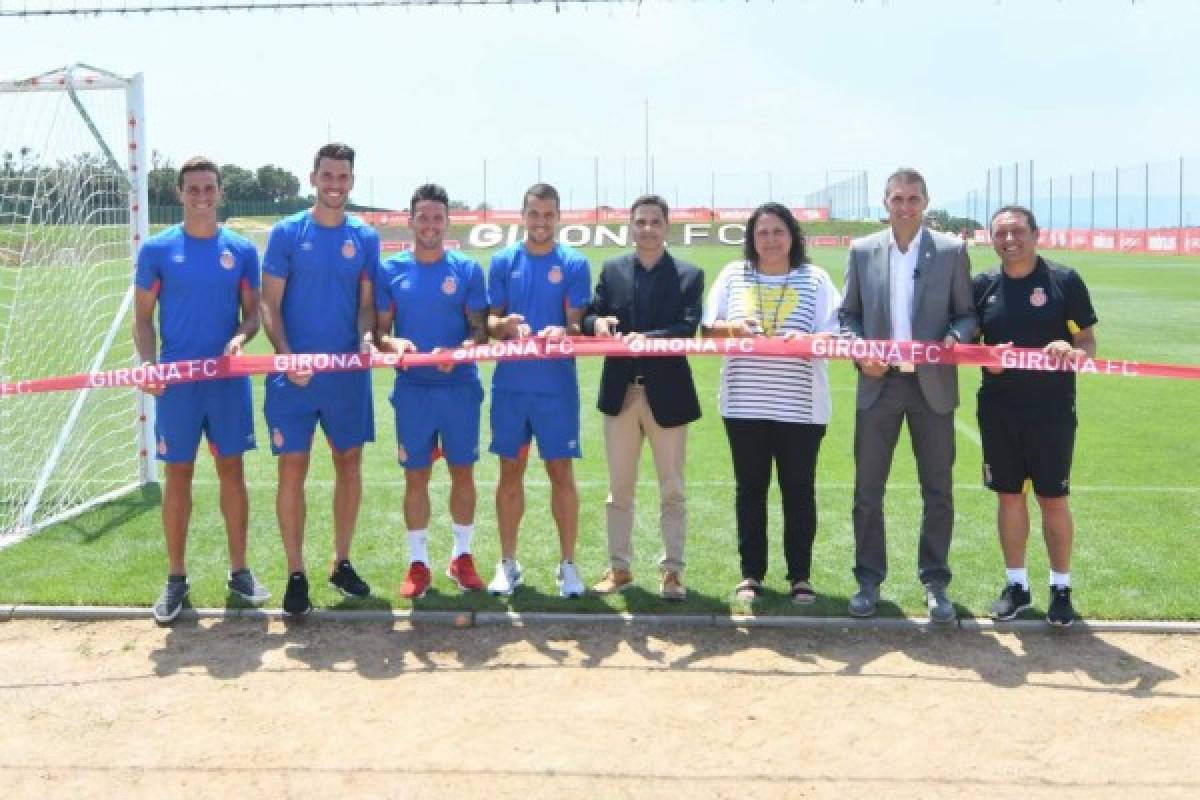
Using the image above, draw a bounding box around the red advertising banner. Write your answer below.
[978,226,1200,255]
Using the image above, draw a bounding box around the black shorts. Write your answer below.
[977,402,1076,498]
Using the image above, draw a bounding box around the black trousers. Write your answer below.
[722,417,826,582]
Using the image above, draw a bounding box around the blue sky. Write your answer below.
[1,0,1194,213]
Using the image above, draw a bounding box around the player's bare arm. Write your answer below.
[357,277,377,353]
[226,283,261,356]
[132,287,164,396]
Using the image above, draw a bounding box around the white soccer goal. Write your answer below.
[0,64,154,548]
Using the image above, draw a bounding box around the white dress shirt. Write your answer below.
[888,226,923,342]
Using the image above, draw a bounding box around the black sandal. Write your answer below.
[790,580,816,605]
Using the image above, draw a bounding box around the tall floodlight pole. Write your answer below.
[1115,166,1120,231]
[644,97,650,195]
[1180,156,1186,253]
[1144,162,1150,232]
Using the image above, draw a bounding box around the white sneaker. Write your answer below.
[556,560,584,598]
[488,559,524,596]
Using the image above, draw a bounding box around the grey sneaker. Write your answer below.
[990,582,1032,621]
[925,584,956,624]
[848,584,879,618]
[152,576,189,624]
[227,568,270,606]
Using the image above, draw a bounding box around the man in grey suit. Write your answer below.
[839,168,977,622]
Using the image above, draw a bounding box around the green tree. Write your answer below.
[256,164,301,203]
[148,165,179,205]
[219,164,259,203]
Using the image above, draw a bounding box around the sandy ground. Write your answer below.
[1,617,1198,800]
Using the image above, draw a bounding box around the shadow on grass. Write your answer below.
[58,483,162,545]
[144,614,1186,699]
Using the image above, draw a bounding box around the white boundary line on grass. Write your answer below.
[3,604,1199,633]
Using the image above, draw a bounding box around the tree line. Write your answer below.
[148,162,303,206]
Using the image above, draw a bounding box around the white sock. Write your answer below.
[1050,571,1071,588]
[1006,568,1029,589]
[407,529,428,565]
[451,523,474,559]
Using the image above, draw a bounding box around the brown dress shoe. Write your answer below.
[660,570,686,601]
[592,568,634,594]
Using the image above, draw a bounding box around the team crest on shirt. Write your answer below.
[172,253,185,264]
[219,249,235,270]
[441,276,458,295]
[547,265,563,285]
[157,436,168,456]
[272,428,284,449]
[1029,287,1047,307]
[342,239,357,259]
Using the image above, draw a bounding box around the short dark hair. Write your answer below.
[522,182,560,211]
[743,202,807,268]
[176,156,220,189]
[990,204,1039,234]
[884,167,928,200]
[630,194,669,221]
[410,183,449,214]
[314,142,355,171]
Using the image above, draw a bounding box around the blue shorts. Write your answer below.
[263,370,374,455]
[155,377,255,463]
[391,380,483,469]
[488,388,581,461]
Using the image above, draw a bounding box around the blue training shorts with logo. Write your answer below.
[155,377,256,463]
[977,400,1076,498]
[264,370,374,454]
[488,388,582,461]
[391,381,483,469]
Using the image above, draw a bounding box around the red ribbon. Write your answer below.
[3,337,1197,397]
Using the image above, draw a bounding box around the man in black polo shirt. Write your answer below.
[583,195,703,600]
[973,205,1098,627]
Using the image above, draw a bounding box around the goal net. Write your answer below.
[0,64,154,548]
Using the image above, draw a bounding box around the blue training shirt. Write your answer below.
[488,242,590,394]
[262,210,380,354]
[374,249,488,386]
[134,225,260,362]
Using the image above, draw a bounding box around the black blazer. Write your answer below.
[582,252,703,427]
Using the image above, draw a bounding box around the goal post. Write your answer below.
[0,64,154,548]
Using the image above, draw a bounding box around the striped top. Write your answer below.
[702,260,843,424]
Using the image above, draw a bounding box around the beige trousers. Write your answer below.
[603,385,688,573]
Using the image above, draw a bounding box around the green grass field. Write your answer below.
[1,244,1197,620]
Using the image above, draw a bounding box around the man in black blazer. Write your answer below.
[582,195,703,600]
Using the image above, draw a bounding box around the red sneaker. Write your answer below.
[447,553,484,591]
[400,561,431,599]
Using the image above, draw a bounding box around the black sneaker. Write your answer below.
[990,582,1033,621]
[329,559,370,598]
[1047,586,1075,627]
[282,572,312,616]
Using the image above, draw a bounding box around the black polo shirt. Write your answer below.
[972,256,1098,419]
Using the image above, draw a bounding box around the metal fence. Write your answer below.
[946,157,1200,231]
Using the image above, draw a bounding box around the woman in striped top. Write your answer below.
[701,202,843,604]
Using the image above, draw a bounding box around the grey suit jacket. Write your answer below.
[839,228,977,415]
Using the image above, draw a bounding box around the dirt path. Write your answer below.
[1,618,1198,799]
